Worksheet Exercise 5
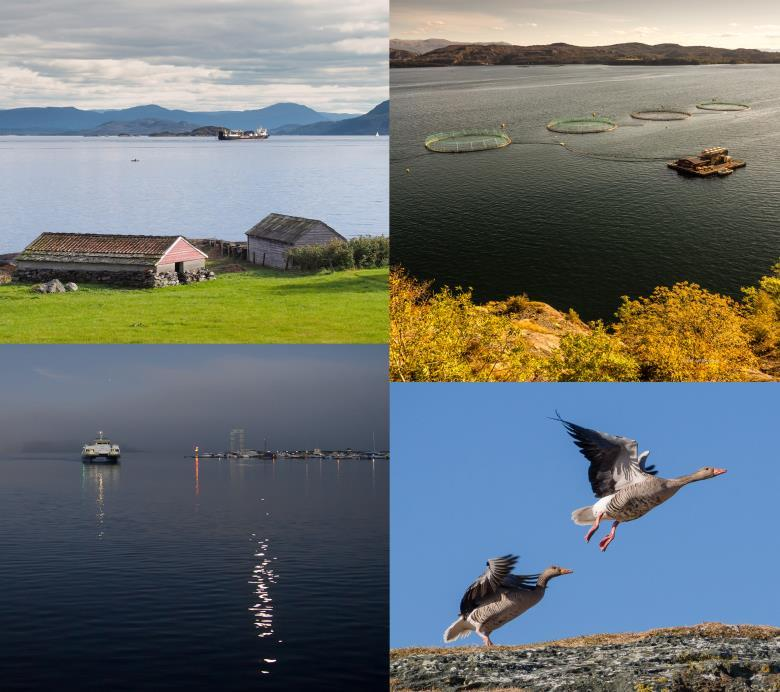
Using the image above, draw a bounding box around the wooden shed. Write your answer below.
[246,213,346,269]
[14,233,208,287]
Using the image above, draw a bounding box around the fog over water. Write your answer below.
[0,345,389,454]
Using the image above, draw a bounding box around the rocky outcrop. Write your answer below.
[391,624,780,691]
[483,297,588,356]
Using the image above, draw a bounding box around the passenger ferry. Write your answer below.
[82,432,121,463]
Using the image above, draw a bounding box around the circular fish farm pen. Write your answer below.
[545,116,617,134]
[696,100,750,111]
[630,109,692,121]
[424,129,512,153]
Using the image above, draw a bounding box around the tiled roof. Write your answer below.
[16,233,183,266]
[246,213,344,244]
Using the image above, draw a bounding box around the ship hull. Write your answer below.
[218,131,269,141]
[82,454,120,464]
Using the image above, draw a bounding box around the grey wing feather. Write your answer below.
[554,412,654,497]
[638,450,658,476]
[459,554,518,616]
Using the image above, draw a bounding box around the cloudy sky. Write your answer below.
[0,345,389,453]
[0,0,387,111]
[392,0,780,50]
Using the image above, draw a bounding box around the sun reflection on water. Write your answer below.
[81,463,119,540]
[248,534,278,675]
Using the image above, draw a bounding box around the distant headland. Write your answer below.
[0,101,389,136]
[390,39,780,68]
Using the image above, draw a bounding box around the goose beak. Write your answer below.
[713,468,727,476]
[559,568,574,575]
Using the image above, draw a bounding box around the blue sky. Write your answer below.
[391,383,779,648]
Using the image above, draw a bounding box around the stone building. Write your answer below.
[14,232,209,287]
[245,213,346,269]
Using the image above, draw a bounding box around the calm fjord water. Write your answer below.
[391,64,780,320]
[0,454,388,691]
[0,136,388,254]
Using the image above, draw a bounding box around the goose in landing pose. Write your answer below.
[556,414,726,552]
[444,555,572,646]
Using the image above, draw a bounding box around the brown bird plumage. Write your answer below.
[444,555,572,646]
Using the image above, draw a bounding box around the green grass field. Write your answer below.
[0,264,388,343]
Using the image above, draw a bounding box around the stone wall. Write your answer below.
[15,266,216,288]
[15,267,159,288]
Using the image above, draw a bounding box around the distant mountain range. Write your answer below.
[0,102,363,135]
[83,118,205,136]
[390,38,463,55]
[272,101,388,135]
[390,41,780,67]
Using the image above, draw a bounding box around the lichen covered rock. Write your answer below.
[391,624,780,691]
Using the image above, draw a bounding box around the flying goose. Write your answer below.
[444,555,572,646]
[556,414,726,552]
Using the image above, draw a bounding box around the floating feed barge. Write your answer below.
[424,129,511,153]
[667,147,746,177]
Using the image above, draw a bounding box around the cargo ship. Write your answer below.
[217,127,269,141]
[82,432,121,463]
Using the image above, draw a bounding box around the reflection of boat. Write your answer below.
[81,431,121,463]
[82,462,119,539]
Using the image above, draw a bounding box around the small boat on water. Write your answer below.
[82,431,121,463]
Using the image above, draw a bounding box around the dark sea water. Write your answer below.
[0,453,388,691]
[391,64,780,320]
[0,136,388,254]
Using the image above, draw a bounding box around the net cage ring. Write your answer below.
[423,129,512,153]
[630,109,692,121]
[696,101,750,111]
[545,116,617,134]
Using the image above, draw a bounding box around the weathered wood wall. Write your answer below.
[247,237,290,269]
[247,223,344,269]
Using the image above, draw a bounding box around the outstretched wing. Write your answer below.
[638,450,658,476]
[460,555,529,616]
[554,412,654,498]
